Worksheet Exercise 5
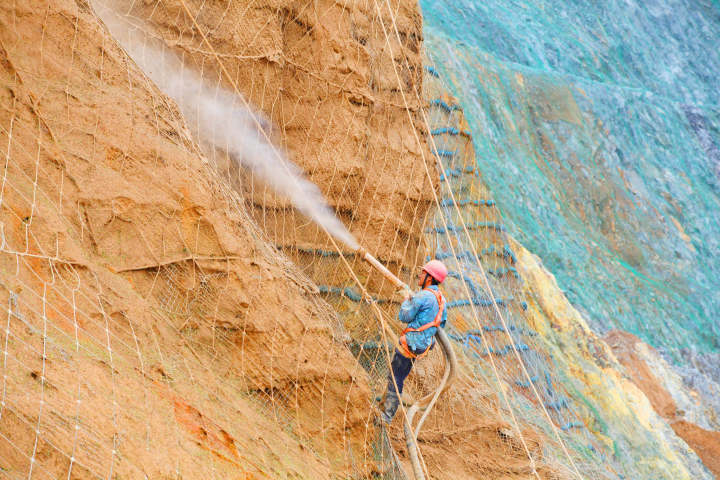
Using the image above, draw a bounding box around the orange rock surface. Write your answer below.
[606,330,720,478]
[0,0,374,477]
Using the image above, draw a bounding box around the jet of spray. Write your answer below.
[93,2,358,250]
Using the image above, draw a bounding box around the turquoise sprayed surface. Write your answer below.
[420,0,720,361]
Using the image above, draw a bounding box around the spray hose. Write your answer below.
[403,328,457,480]
[357,248,458,480]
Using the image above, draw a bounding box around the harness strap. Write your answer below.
[398,288,445,359]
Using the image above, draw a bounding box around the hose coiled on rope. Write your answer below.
[403,328,457,480]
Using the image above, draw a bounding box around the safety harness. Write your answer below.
[398,288,445,360]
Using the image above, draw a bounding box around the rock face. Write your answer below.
[1,1,523,479]
[415,67,718,479]
[417,1,720,475]
[514,242,717,479]
[120,0,436,288]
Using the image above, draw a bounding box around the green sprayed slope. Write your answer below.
[420,0,720,361]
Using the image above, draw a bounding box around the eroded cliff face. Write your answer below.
[118,0,436,293]
[0,1,375,477]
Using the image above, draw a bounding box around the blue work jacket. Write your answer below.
[398,285,447,352]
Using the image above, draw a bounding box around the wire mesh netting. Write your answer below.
[0,1,717,479]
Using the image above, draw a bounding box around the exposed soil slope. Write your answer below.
[0,1,375,477]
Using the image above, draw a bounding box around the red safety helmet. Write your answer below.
[422,260,448,283]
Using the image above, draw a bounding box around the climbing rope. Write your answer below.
[368,2,545,477]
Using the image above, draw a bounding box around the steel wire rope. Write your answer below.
[246,2,540,476]
[434,67,614,472]
[0,292,149,478]
[0,408,97,480]
[115,52,386,468]
[304,77,438,474]
[109,45,173,460]
[102,1,462,477]
[0,22,155,477]
[239,2,412,461]
[333,83,448,473]
[171,8,300,450]
[365,56,465,480]
[60,267,84,480]
[369,0,539,452]
[417,41,593,480]
[148,0,416,368]
[279,0,428,328]
[368,1,586,478]
[420,64,589,480]
[0,352,108,479]
[343,17,458,444]
[8,22,386,480]
[0,278,182,477]
[0,221,170,361]
[334,6,455,480]
[0,264,145,377]
[2,229,310,476]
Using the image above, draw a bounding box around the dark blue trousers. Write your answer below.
[387,349,416,395]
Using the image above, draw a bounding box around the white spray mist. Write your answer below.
[93,2,358,250]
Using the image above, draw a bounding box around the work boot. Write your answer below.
[381,390,400,424]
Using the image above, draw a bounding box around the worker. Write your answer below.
[381,259,448,424]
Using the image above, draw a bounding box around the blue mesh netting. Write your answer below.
[419,0,720,361]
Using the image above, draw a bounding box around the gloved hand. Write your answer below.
[400,286,413,302]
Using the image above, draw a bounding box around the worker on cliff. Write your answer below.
[381,259,448,424]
